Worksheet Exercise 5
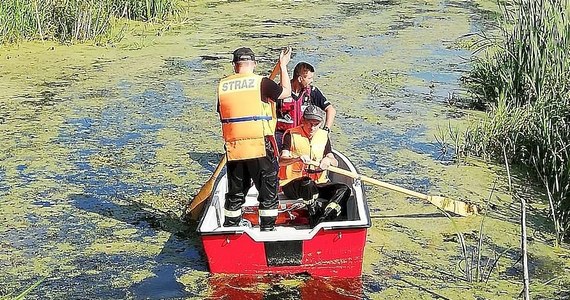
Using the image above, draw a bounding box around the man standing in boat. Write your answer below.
[217,47,292,231]
[278,105,350,226]
[275,62,336,150]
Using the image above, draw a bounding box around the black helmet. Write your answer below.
[302,105,324,122]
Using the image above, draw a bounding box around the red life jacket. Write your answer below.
[276,87,311,131]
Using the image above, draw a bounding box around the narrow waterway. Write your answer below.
[1,1,568,299]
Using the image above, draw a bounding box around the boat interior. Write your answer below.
[197,150,371,242]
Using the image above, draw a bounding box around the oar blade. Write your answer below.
[181,156,227,222]
[427,195,479,217]
[185,181,215,221]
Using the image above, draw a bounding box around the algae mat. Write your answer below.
[1,0,569,299]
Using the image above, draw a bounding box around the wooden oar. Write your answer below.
[183,51,288,221]
[320,163,479,217]
[183,155,227,220]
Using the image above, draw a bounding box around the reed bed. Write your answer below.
[0,0,179,44]
[464,0,570,244]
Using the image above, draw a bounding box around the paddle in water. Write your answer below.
[309,161,479,217]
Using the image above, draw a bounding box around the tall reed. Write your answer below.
[51,0,115,42]
[0,0,38,43]
[0,278,44,300]
[114,0,179,22]
[0,0,179,44]
[463,0,570,244]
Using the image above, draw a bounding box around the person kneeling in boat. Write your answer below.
[278,105,350,226]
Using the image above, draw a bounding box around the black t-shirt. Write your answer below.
[294,86,330,109]
[261,77,283,102]
[281,131,332,155]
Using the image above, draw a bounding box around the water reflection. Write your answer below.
[206,274,364,300]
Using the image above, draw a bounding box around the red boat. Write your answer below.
[197,150,371,278]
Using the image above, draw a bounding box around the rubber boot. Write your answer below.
[223,216,242,227]
[309,198,327,228]
[260,216,276,231]
[317,202,341,224]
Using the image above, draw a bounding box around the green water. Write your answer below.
[1,0,568,299]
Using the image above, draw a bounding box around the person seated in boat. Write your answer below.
[278,105,350,226]
[218,46,292,231]
[275,62,337,151]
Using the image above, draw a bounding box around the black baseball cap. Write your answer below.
[232,47,256,62]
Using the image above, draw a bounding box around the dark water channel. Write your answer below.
[0,1,535,299]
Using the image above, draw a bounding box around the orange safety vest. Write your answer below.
[279,126,329,186]
[218,73,275,161]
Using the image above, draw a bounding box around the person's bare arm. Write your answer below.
[279,150,311,167]
[324,105,336,129]
[277,47,292,99]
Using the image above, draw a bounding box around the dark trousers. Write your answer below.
[275,130,285,153]
[282,177,350,225]
[225,138,279,228]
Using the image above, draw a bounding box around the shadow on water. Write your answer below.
[52,79,212,298]
[188,151,224,173]
[163,56,226,76]
[71,193,207,299]
[483,165,560,245]
[337,0,396,17]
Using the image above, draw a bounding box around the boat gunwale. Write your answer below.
[197,150,371,242]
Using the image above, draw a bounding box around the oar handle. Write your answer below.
[326,165,429,200]
[269,62,281,79]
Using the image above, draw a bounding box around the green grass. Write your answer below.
[463,0,570,244]
[0,0,180,44]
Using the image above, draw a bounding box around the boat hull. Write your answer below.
[197,150,371,278]
[202,227,367,277]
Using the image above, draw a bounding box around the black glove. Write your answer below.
[317,202,341,223]
[306,200,318,216]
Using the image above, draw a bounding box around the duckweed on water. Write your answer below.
[1,0,569,299]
